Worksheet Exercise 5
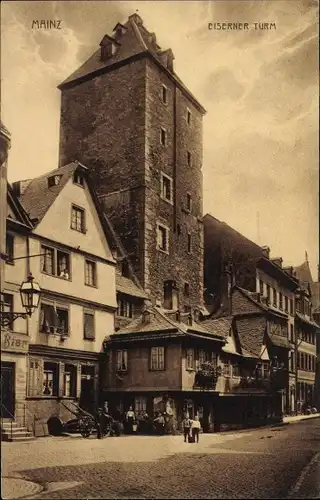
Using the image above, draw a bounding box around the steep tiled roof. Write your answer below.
[234,286,288,320]
[201,316,233,338]
[234,316,266,357]
[111,307,225,341]
[311,281,320,312]
[294,261,313,284]
[18,163,78,223]
[116,270,148,299]
[58,14,205,114]
[7,183,33,229]
[113,308,183,336]
[295,311,319,328]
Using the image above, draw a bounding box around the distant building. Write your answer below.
[294,258,318,411]
[203,214,300,414]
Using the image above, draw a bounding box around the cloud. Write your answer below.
[202,68,245,102]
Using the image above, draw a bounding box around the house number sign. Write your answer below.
[1,332,29,353]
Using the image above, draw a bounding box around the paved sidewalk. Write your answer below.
[283,413,320,424]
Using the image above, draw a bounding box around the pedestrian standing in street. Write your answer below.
[154,413,165,435]
[94,404,103,439]
[182,416,192,442]
[125,405,136,433]
[191,415,201,443]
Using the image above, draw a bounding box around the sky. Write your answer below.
[1,0,319,279]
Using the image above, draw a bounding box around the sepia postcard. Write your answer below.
[1,1,319,499]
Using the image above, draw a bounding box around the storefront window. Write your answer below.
[63,364,77,397]
[43,362,58,396]
[134,395,147,413]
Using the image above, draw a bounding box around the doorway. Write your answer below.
[1,362,15,418]
[79,365,95,413]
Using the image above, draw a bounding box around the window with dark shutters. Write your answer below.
[27,358,44,397]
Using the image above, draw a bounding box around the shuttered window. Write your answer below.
[27,358,44,397]
[116,350,128,371]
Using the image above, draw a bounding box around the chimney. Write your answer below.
[12,180,32,197]
[128,13,143,26]
[142,308,155,324]
[261,245,270,258]
[99,35,119,62]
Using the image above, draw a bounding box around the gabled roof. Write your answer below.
[233,286,289,320]
[116,269,148,299]
[201,316,233,338]
[58,14,206,114]
[7,182,33,229]
[109,307,225,342]
[18,162,79,224]
[294,260,314,285]
[295,311,319,328]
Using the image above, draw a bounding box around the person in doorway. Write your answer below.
[125,405,136,433]
[191,415,201,443]
[182,416,192,442]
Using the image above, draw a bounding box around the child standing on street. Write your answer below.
[182,416,192,442]
[191,415,201,443]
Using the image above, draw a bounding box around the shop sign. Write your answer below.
[1,332,29,353]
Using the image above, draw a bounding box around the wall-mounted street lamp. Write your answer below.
[0,273,41,327]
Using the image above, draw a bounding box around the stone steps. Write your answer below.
[1,420,35,442]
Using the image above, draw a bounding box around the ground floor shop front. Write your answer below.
[1,331,29,424]
[24,345,102,435]
[102,390,283,433]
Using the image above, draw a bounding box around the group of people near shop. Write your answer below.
[93,401,202,441]
[93,402,173,437]
[122,405,169,435]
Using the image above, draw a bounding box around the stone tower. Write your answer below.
[58,13,206,311]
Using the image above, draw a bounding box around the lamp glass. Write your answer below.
[19,274,41,316]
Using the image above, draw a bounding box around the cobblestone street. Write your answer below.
[2,418,320,499]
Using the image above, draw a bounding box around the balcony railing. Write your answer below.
[239,376,271,390]
[194,363,222,390]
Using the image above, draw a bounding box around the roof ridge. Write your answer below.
[128,17,148,51]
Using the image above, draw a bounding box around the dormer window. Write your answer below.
[121,260,130,278]
[99,35,119,62]
[48,175,62,188]
[73,172,84,187]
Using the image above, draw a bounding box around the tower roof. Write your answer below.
[58,14,206,114]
